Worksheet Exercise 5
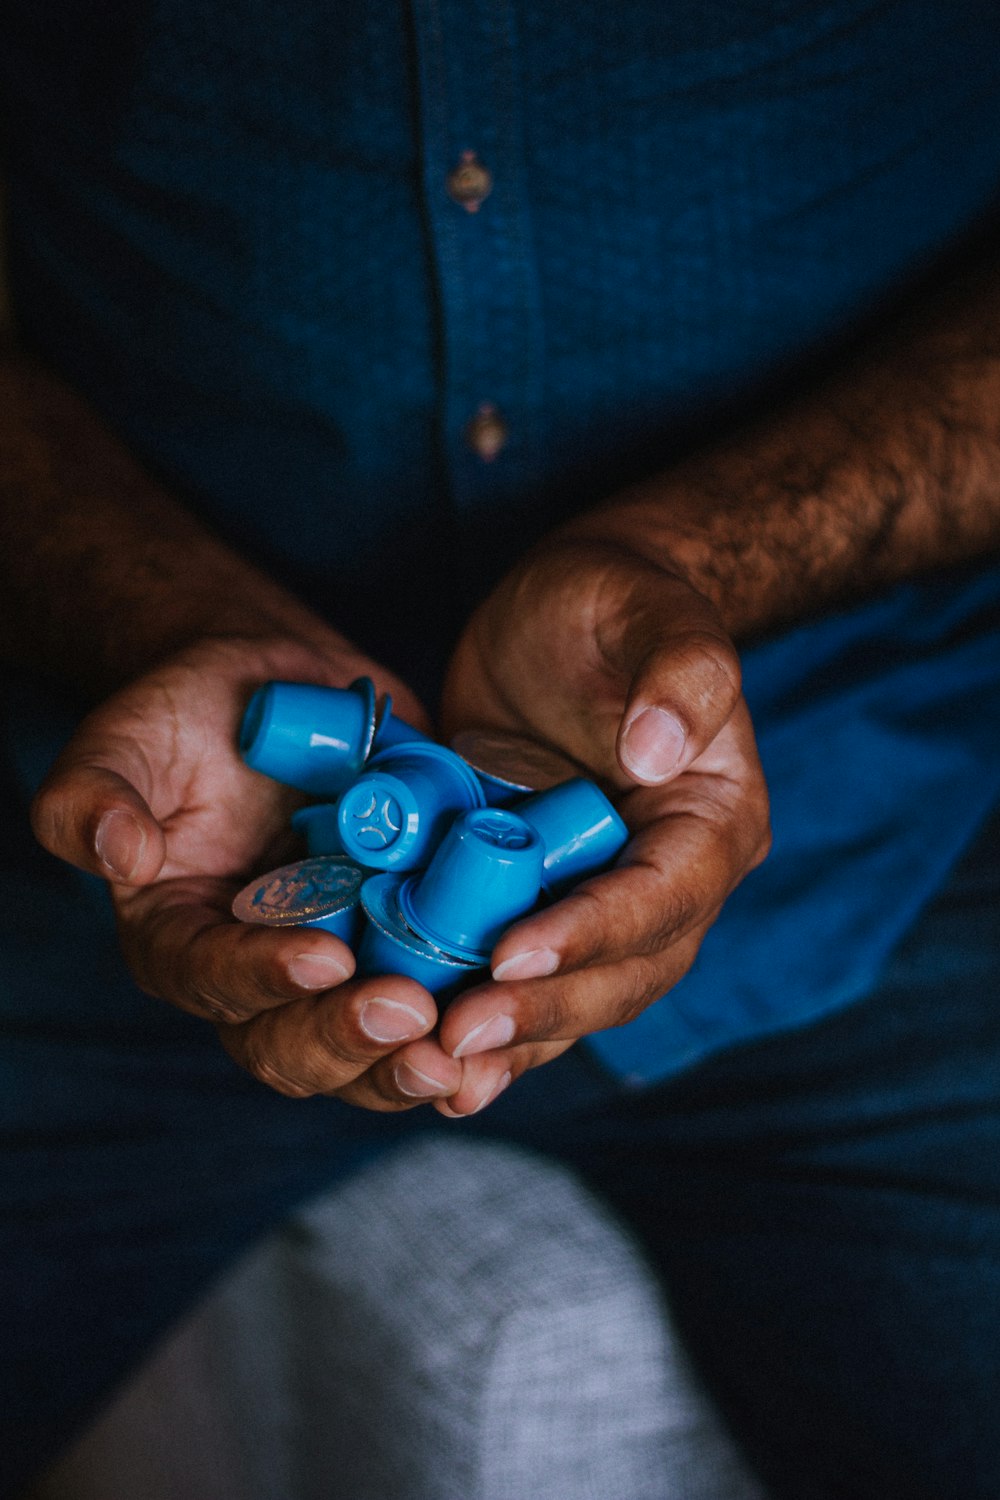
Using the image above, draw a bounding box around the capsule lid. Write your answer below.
[232,856,364,926]
[367,738,486,806]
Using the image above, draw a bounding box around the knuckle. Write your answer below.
[188,932,262,1023]
[318,1011,374,1069]
[240,1037,313,1098]
[647,881,701,944]
[610,951,674,1027]
[751,819,773,869]
[728,799,773,877]
[524,987,566,1041]
[564,883,609,944]
[612,960,657,1026]
[199,991,257,1025]
[560,875,692,967]
[29,781,68,854]
[678,629,742,708]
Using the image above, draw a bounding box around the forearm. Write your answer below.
[0,347,343,700]
[570,245,1000,640]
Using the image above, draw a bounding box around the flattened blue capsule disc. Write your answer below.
[232,856,364,931]
[450,730,579,805]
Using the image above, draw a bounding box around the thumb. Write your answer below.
[610,571,743,786]
[32,749,167,885]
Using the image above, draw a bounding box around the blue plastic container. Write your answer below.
[516,779,629,894]
[371,692,430,753]
[336,741,485,871]
[291,803,346,857]
[239,677,377,795]
[398,807,544,961]
[357,873,483,998]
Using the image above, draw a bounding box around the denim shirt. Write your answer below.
[2,0,1000,1081]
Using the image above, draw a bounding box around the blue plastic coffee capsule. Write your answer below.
[516,779,629,895]
[239,677,378,795]
[398,807,544,962]
[451,729,581,806]
[336,741,485,872]
[371,692,430,753]
[231,856,364,946]
[291,803,346,856]
[357,873,483,999]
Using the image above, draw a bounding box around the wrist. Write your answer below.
[0,352,364,699]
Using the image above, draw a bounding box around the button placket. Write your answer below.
[410,0,545,540]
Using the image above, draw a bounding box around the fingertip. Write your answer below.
[392,1048,462,1099]
[94,806,162,883]
[353,971,439,1021]
[491,946,561,983]
[286,948,355,991]
[32,763,165,884]
[436,1064,514,1117]
[438,989,518,1060]
[617,704,688,784]
[618,625,742,783]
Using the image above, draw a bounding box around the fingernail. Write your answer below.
[361,997,428,1043]
[473,1070,513,1113]
[394,1061,450,1097]
[287,953,352,990]
[620,707,686,782]
[492,947,560,982]
[95,809,146,880]
[452,1012,516,1059]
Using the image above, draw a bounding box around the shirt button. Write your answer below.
[465,403,508,462]
[446,151,493,213]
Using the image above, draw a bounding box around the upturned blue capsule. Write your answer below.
[336,741,485,871]
[516,779,629,894]
[357,873,483,999]
[291,803,346,857]
[239,677,378,795]
[398,807,544,962]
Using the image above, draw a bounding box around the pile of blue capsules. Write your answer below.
[231,678,629,1000]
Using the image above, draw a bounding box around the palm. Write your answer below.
[87,658,299,887]
[442,541,632,784]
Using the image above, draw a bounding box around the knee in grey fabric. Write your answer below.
[36,1139,767,1500]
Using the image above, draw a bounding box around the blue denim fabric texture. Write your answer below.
[1,1,1000,1493]
[3,803,999,1499]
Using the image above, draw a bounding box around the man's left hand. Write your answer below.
[433,535,771,1115]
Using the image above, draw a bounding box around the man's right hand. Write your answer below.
[30,633,465,1110]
